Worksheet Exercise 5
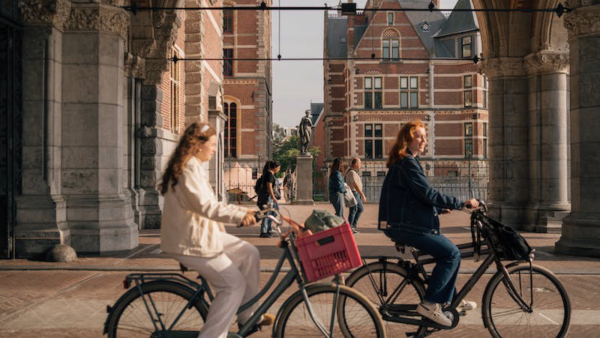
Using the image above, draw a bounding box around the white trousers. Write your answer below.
[170,232,260,338]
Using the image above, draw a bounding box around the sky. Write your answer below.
[271,0,459,127]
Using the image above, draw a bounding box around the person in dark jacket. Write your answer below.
[328,158,346,218]
[379,120,479,327]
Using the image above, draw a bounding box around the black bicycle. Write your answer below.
[103,207,386,338]
[345,201,571,338]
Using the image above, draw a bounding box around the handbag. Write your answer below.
[343,183,357,208]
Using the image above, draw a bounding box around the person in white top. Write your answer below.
[346,157,367,233]
[159,123,274,338]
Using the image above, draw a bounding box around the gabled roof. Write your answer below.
[399,0,447,54]
[310,103,325,125]
[326,17,348,58]
[434,0,479,38]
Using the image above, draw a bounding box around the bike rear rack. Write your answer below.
[124,273,202,290]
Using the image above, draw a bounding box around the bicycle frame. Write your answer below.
[362,212,535,328]
[115,213,341,338]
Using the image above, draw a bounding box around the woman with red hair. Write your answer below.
[379,120,479,327]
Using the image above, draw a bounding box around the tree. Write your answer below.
[273,135,320,177]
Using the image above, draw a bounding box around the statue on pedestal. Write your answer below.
[298,109,313,155]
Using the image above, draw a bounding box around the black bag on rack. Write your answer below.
[483,216,532,261]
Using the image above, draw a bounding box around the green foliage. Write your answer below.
[273,135,321,174]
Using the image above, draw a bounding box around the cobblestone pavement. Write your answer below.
[1,203,599,337]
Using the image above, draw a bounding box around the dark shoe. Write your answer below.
[238,313,275,336]
[259,233,272,238]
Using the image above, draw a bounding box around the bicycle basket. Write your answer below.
[481,215,532,261]
[295,222,362,282]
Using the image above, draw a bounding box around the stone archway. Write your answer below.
[472,0,600,256]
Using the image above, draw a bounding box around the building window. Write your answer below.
[464,122,473,136]
[464,75,473,107]
[401,76,418,108]
[483,122,488,158]
[170,51,180,134]
[223,9,233,33]
[224,102,237,158]
[387,13,394,25]
[364,77,382,109]
[364,123,383,159]
[362,171,372,177]
[223,48,233,76]
[382,39,399,60]
[377,171,386,177]
[465,139,473,158]
[483,75,488,108]
[462,36,472,58]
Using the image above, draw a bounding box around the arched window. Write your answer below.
[224,102,237,158]
[382,29,400,60]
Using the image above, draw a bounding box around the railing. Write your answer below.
[317,160,489,204]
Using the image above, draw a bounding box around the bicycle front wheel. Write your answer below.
[483,264,571,338]
[105,281,208,338]
[275,283,386,337]
[345,261,427,338]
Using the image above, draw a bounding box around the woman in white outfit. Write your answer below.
[159,122,274,338]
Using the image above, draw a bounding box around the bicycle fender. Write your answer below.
[103,280,198,335]
[480,262,539,329]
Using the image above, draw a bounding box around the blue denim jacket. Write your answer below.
[328,171,346,196]
[379,153,464,235]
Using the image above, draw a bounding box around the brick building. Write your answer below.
[222,0,273,179]
[322,0,489,200]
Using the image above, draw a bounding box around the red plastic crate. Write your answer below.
[295,223,363,282]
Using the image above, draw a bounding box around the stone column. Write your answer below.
[209,109,227,201]
[524,51,571,233]
[16,0,71,257]
[556,3,600,256]
[60,3,137,253]
[479,58,529,229]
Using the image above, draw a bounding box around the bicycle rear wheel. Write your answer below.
[275,283,386,337]
[345,262,427,337]
[105,281,208,338]
[483,264,571,338]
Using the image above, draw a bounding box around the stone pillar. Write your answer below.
[479,58,529,229]
[294,155,314,205]
[524,51,571,233]
[60,3,137,253]
[209,109,227,201]
[15,0,71,257]
[556,3,600,256]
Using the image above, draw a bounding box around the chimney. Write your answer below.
[431,0,440,8]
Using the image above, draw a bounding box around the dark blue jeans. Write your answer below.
[348,191,364,229]
[329,192,345,219]
[260,197,278,234]
[385,229,461,304]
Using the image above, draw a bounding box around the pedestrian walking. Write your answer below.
[159,122,274,338]
[257,160,281,237]
[328,157,346,218]
[346,157,366,234]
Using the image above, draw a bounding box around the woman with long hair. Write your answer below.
[160,122,273,338]
[328,157,347,218]
[379,120,479,327]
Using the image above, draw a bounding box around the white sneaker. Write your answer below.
[417,302,452,327]
[457,300,477,312]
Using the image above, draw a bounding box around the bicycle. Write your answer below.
[345,200,571,338]
[103,207,386,338]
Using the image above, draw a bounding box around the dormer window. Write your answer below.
[421,21,430,32]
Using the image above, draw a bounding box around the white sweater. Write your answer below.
[160,156,248,257]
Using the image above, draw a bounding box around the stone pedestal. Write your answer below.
[294,155,314,205]
[556,4,600,256]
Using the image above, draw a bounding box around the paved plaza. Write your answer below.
[1,202,599,337]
